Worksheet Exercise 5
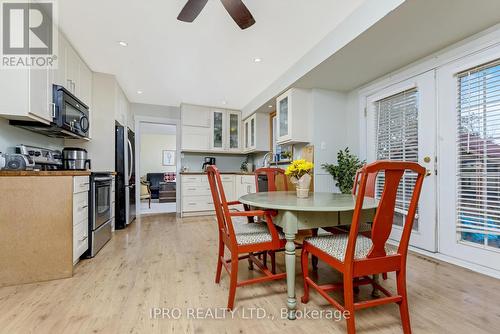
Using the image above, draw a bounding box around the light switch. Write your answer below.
[320,141,326,150]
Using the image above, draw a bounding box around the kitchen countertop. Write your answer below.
[180,171,255,175]
[0,170,92,177]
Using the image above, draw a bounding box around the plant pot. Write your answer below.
[291,174,312,198]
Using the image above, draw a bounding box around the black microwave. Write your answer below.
[9,85,90,139]
[53,85,90,138]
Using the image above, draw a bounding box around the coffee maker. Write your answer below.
[202,157,216,172]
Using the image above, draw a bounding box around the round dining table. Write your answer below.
[239,191,379,320]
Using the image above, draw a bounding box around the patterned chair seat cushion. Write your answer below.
[305,234,396,262]
[334,222,372,233]
[232,217,285,246]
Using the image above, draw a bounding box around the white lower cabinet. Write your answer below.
[73,176,89,264]
[181,174,251,216]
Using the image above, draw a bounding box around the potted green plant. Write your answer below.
[322,148,365,194]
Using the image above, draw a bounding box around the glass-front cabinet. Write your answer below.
[243,113,270,153]
[212,109,225,150]
[227,111,241,151]
[278,96,289,138]
[211,109,241,151]
[276,88,311,144]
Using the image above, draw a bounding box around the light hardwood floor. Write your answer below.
[1,213,499,334]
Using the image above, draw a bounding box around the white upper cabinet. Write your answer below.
[243,112,269,153]
[211,109,226,150]
[29,68,53,123]
[181,104,242,153]
[276,88,311,144]
[55,34,92,106]
[0,31,92,129]
[227,110,241,151]
[65,46,80,96]
[182,104,211,127]
[78,62,92,107]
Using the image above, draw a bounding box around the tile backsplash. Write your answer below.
[181,152,248,172]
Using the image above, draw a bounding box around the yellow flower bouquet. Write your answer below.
[285,159,314,198]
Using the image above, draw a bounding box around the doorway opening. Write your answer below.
[137,121,178,215]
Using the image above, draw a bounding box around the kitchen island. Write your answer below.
[0,171,91,287]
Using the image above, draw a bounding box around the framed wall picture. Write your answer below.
[162,150,175,166]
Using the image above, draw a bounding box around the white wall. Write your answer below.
[0,117,64,154]
[308,89,351,192]
[140,133,176,176]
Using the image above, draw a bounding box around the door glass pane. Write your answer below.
[279,97,288,136]
[457,61,500,250]
[229,114,238,149]
[251,117,255,147]
[213,112,223,148]
[375,88,419,230]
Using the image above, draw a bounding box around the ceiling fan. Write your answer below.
[177,0,256,30]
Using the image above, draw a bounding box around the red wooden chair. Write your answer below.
[252,167,288,272]
[328,168,379,235]
[301,161,425,334]
[254,167,288,192]
[207,165,286,309]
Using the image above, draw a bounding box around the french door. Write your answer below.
[438,45,500,271]
[366,71,437,252]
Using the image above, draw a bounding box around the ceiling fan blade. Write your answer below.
[177,0,209,22]
[220,0,255,30]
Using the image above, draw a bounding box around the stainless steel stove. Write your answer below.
[16,144,63,170]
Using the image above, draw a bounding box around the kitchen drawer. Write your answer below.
[182,183,211,196]
[73,191,89,225]
[220,175,235,182]
[182,175,204,183]
[73,219,89,263]
[240,175,255,184]
[182,195,213,212]
[73,176,90,194]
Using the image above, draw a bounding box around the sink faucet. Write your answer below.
[262,152,273,168]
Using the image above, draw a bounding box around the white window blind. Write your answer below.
[375,88,419,227]
[457,60,500,246]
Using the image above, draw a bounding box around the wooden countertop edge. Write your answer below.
[0,171,92,177]
[180,172,255,175]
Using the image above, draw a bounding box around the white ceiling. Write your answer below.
[246,0,500,115]
[58,0,366,110]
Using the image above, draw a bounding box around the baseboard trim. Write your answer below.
[387,241,500,280]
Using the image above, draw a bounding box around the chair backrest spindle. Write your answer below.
[254,168,288,192]
[206,166,237,244]
[346,161,426,263]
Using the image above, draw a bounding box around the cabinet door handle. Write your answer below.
[78,205,88,211]
[51,103,56,118]
[80,236,88,242]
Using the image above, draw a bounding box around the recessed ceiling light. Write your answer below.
[268,105,273,108]
[253,57,262,63]
[118,41,128,47]
[137,90,143,94]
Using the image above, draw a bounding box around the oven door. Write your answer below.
[92,177,112,230]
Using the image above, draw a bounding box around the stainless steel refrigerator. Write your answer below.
[115,122,136,229]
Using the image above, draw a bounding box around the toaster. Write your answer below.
[0,153,35,170]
